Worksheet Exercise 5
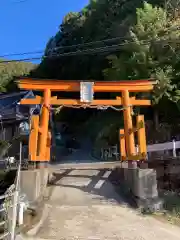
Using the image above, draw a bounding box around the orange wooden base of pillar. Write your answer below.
[136,115,147,159]
[120,129,126,161]
[29,115,51,162]
[46,131,51,161]
[29,115,39,161]
[119,114,147,161]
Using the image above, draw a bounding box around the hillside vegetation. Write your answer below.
[3,0,180,146]
[30,1,180,129]
[0,59,36,92]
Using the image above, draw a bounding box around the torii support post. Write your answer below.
[119,115,147,161]
[38,89,51,158]
[136,115,147,158]
[17,78,156,163]
[119,129,126,161]
[29,115,39,161]
[28,90,52,167]
[122,90,135,157]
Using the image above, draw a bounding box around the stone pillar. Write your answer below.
[133,168,163,212]
[119,163,163,212]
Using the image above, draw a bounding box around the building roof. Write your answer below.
[0,91,38,121]
[0,91,29,106]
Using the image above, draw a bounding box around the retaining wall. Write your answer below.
[116,162,163,211]
[20,168,49,204]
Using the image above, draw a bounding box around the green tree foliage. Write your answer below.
[0,60,36,92]
[103,2,180,126]
[35,0,165,80]
[32,0,180,126]
[104,2,180,104]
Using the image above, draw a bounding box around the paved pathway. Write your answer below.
[27,164,180,240]
[21,136,180,240]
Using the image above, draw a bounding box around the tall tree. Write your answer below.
[103,2,180,127]
[34,0,166,80]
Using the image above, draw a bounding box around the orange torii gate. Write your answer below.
[17,78,155,162]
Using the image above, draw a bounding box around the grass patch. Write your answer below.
[152,191,180,225]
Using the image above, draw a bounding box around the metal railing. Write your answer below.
[100,145,119,161]
[0,142,23,240]
[147,140,180,158]
[0,184,18,240]
[100,140,180,161]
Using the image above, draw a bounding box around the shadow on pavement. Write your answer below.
[48,167,137,209]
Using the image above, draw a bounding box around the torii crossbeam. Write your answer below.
[17,78,156,162]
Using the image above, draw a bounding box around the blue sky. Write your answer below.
[0,0,88,62]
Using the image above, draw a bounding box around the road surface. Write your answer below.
[26,163,180,240]
[21,136,180,240]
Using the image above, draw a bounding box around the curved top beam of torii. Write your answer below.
[17,77,156,92]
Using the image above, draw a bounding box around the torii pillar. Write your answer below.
[122,90,135,157]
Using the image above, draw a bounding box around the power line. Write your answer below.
[45,36,132,54]
[0,35,179,60]
[0,38,178,64]
[0,36,129,58]
[10,0,28,3]
[1,24,179,59]
[0,56,42,63]
[0,50,43,58]
[0,43,136,63]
